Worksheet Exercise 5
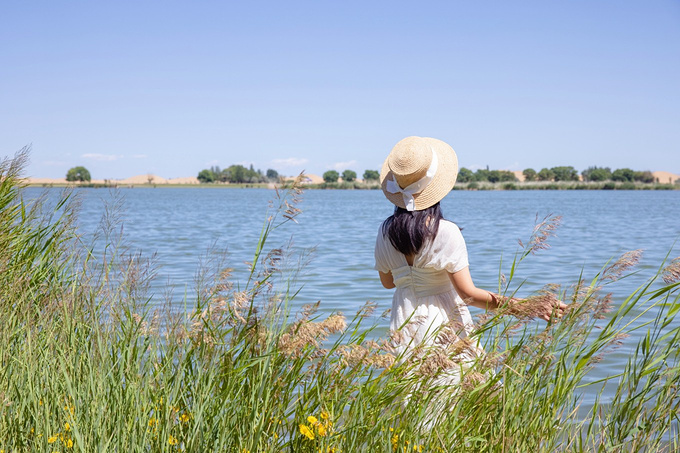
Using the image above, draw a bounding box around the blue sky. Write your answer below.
[2,1,679,179]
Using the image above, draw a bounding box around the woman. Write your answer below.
[375,136,564,356]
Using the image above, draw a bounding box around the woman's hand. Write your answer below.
[503,294,567,322]
[546,300,568,322]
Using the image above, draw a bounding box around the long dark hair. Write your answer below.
[381,202,444,256]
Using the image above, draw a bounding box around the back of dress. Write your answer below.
[374,219,476,352]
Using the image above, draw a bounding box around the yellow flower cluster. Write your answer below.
[389,428,423,452]
[47,422,74,449]
[298,410,333,441]
[146,400,191,447]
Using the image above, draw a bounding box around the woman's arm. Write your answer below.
[378,271,395,289]
[448,267,501,310]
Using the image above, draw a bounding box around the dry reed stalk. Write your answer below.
[518,214,562,255]
[662,257,680,284]
[602,249,643,281]
[357,300,378,319]
[278,314,347,357]
[338,341,396,368]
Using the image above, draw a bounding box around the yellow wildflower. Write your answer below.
[307,415,319,425]
[180,413,190,423]
[320,410,329,420]
[67,439,74,448]
[299,424,315,440]
[316,423,327,437]
[168,435,178,445]
[64,423,71,432]
[48,435,58,444]
[391,433,399,448]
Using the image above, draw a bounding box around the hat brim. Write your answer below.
[380,137,458,210]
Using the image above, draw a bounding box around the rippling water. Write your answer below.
[22,186,680,402]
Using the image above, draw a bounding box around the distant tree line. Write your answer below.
[197,165,280,184]
[457,168,517,183]
[457,165,659,184]
[321,169,381,183]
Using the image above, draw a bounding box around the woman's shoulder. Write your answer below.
[438,219,462,234]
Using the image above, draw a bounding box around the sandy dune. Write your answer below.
[117,174,168,184]
[652,171,680,184]
[302,174,324,184]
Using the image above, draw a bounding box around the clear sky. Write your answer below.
[2,1,679,179]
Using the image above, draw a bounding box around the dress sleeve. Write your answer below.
[374,228,392,273]
[428,221,469,273]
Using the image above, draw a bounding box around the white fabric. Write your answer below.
[374,219,475,355]
[385,149,438,211]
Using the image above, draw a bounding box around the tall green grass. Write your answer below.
[1,150,679,452]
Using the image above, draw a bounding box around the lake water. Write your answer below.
[22,186,680,404]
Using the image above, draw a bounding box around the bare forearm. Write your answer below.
[449,268,503,310]
[465,289,503,311]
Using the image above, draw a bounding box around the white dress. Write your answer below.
[374,219,476,355]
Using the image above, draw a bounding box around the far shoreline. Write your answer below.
[24,180,680,191]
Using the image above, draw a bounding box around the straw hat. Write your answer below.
[380,136,458,211]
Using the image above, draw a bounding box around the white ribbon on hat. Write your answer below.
[385,149,438,211]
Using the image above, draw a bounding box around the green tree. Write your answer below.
[523,168,537,182]
[229,165,247,183]
[551,166,579,182]
[197,169,215,183]
[457,168,475,183]
[266,169,279,181]
[582,166,612,182]
[480,170,517,183]
[537,168,555,181]
[612,168,635,182]
[634,171,654,183]
[342,170,357,182]
[474,169,491,181]
[323,170,339,183]
[363,170,380,181]
[65,166,91,182]
[486,170,501,183]
[498,170,517,182]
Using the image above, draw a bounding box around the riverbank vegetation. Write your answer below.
[3,151,680,451]
[197,165,280,184]
[301,180,678,191]
[454,180,678,191]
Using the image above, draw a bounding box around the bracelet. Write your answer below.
[489,292,506,307]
